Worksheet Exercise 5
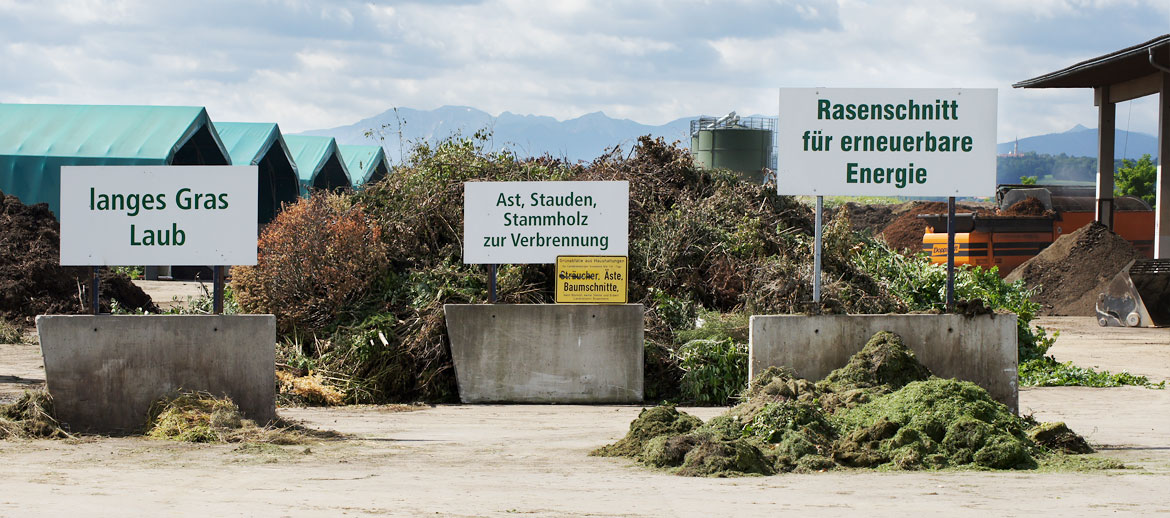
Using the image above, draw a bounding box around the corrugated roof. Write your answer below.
[1014,34,1170,89]
[0,104,229,215]
[339,145,390,187]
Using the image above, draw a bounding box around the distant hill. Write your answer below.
[296,105,695,164]
[996,124,1157,159]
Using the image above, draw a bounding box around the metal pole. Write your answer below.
[91,266,100,315]
[814,195,823,304]
[213,266,224,314]
[489,264,498,304]
[946,196,956,311]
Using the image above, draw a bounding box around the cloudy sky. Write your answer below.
[1,0,1168,141]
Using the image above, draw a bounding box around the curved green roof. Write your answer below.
[339,145,390,187]
[0,104,228,215]
[215,122,295,170]
[283,135,352,195]
[215,122,302,224]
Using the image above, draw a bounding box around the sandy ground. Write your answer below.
[132,280,210,310]
[1,316,1168,517]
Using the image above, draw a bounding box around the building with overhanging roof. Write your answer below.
[339,145,390,188]
[215,122,301,224]
[282,135,351,196]
[1015,34,1170,258]
[0,104,229,216]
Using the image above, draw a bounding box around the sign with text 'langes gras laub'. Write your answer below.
[463,181,628,264]
[777,88,997,197]
[59,166,258,265]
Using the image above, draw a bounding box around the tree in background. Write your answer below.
[1114,154,1157,208]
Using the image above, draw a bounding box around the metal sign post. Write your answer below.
[488,264,498,304]
[91,266,100,315]
[946,196,956,311]
[212,266,225,314]
[814,195,823,304]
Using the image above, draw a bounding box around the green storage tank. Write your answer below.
[690,113,774,183]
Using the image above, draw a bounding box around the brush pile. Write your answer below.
[233,136,909,403]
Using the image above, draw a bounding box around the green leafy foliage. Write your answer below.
[676,338,747,405]
[850,236,1055,361]
[1114,153,1157,207]
[1019,357,1165,388]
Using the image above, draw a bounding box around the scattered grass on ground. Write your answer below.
[1019,357,1165,389]
[0,317,32,344]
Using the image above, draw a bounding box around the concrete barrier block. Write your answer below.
[36,315,276,434]
[749,314,1018,412]
[444,304,644,403]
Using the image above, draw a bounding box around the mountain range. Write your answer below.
[297,106,1159,164]
[996,124,1157,159]
[297,105,694,164]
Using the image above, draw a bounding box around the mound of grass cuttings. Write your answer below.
[0,390,70,439]
[596,330,1112,477]
[145,392,333,444]
[276,370,346,406]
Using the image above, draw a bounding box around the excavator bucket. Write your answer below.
[1096,259,1170,327]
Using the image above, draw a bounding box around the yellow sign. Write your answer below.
[555,255,628,304]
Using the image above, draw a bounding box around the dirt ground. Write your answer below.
[1,317,1168,517]
[132,280,210,310]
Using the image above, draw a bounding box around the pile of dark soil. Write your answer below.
[594,331,1096,476]
[1005,222,1143,316]
[841,202,896,236]
[998,196,1051,216]
[880,201,988,252]
[0,192,157,324]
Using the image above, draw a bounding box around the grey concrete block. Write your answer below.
[749,314,1018,413]
[36,315,276,434]
[444,304,644,403]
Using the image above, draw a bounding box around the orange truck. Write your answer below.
[920,185,1154,277]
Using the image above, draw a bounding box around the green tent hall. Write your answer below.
[282,135,352,196]
[339,145,390,188]
[214,122,302,224]
[0,104,231,216]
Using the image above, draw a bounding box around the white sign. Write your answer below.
[463,181,628,264]
[777,88,997,196]
[59,166,259,265]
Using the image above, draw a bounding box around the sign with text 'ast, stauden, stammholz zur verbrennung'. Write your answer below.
[59,166,258,266]
[777,88,997,197]
[463,181,628,264]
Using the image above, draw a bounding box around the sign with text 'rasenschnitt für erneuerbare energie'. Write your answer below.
[777,88,997,197]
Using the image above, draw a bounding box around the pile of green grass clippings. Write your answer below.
[594,331,1117,476]
[145,391,334,445]
[0,390,70,439]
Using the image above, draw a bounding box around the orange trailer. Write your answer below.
[920,186,1154,277]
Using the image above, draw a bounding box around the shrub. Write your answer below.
[232,194,388,336]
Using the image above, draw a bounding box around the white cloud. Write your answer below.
[0,0,1167,141]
